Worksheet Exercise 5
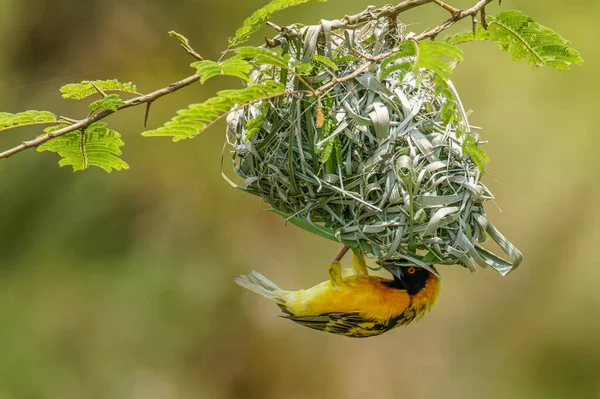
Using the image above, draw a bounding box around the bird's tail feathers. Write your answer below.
[235,271,286,305]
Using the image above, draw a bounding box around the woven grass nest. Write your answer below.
[226,16,522,275]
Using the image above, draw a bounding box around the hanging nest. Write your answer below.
[225,14,522,274]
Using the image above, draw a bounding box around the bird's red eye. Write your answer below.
[407,267,416,275]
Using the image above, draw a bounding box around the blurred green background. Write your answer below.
[0,0,598,398]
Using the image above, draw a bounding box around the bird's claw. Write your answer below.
[328,261,343,290]
[351,248,369,276]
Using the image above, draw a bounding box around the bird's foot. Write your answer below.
[328,261,343,290]
[351,248,369,276]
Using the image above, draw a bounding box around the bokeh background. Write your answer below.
[0,0,598,398]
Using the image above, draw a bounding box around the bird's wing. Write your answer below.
[282,312,388,338]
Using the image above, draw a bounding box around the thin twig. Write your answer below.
[90,82,107,97]
[59,116,79,123]
[431,0,460,16]
[331,246,350,264]
[181,45,204,61]
[315,62,371,97]
[413,0,494,40]
[481,6,489,29]
[266,21,282,32]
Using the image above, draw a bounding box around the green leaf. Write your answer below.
[447,10,583,70]
[244,102,270,141]
[333,136,343,166]
[296,62,315,76]
[463,135,489,173]
[313,54,339,71]
[320,139,334,164]
[433,80,458,126]
[245,115,266,141]
[440,100,457,125]
[143,80,286,141]
[236,46,290,69]
[37,123,128,172]
[379,40,417,80]
[61,79,138,100]
[269,208,339,242]
[168,31,192,49]
[89,94,126,112]
[323,135,343,173]
[0,110,62,132]
[420,40,464,62]
[379,40,462,126]
[416,40,463,80]
[229,0,327,47]
[267,209,373,254]
[317,114,336,164]
[191,57,253,84]
[379,40,463,81]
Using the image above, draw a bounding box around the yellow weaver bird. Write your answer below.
[235,249,441,338]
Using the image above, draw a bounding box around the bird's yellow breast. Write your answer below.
[277,274,439,323]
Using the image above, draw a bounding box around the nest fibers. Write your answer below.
[225,17,522,275]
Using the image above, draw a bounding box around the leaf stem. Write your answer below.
[0,120,70,134]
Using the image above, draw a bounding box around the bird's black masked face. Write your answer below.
[382,264,431,295]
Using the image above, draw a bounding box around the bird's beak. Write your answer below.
[381,263,410,291]
[385,264,404,280]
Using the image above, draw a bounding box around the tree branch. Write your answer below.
[0,0,495,161]
[342,0,432,26]
[0,74,201,159]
